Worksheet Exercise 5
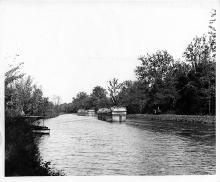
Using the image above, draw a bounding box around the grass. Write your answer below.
[127,114,215,125]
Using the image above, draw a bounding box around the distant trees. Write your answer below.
[72,92,90,110]
[90,86,110,111]
[63,86,111,113]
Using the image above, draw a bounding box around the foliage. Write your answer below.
[118,80,148,114]
[208,9,216,59]
[107,78,123,106]
[59,9,216,116]
[61,87,111,113]
[5,66,58,118]
[5,64,62,176]
[90,86,110,111]
[135,50,174,85]
[72,92,91,110]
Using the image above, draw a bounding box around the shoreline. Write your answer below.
[126,114,216,125]
[5,116,62,176]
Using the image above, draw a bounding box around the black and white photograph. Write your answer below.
[0,0,218,180]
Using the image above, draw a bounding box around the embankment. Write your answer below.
[127,114,215,125]
[5,117,62,176]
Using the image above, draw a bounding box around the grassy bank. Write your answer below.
[5,117,62,176]
[127,114,215,125]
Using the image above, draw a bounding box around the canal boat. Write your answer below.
[87,109,96,116]
[111,107,127,122]
[77,109,88,116]
[97,107,127,122]
[97,108,112,122]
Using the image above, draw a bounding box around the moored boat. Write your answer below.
[87,109,96,116]
[31,125,50,134]
[97,107,127,122]
[77,109,87,116]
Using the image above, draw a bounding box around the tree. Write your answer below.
[52,95,62,113]
[72,91,91,110]
[135,50,174,86]
[184,35,211,70]
[91,86,107,99]
[52,95,61,106]
[5,62,24,87]
[135,50,175,113]
[30,85,44,115]
[118,80,149,114]
[208,9,216,59]
[181,13,216,115]
[107,78,123,106]
[90,86,109,110]
[14,76,33,115]
[5,63,59,118]
[5,63,25,117]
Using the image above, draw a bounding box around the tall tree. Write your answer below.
[14,76,33,115]
[135,50,175,113]
[107,78,123,106]
[135,50,174,86]
[208,9,216,59]
[90,86,109,110]
[181,9,216,115]
[184,35,211,70]
[5,63,25,117]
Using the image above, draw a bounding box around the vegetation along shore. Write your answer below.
[5,64,62,176]
[127,114,215,125]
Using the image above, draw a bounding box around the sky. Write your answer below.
[0,0,218,103]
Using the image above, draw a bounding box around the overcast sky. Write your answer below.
[0,0,218,103]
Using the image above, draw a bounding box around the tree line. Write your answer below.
[5,63,59,119]
[5,62,61,176]
[60,9,216,115]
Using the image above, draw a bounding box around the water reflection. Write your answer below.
[37,114,215,175]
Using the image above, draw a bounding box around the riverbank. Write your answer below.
[127,114,215,125]
[5,117,62,176]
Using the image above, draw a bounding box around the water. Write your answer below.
[37,114,216,175]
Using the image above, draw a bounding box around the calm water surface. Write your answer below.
[37,114,215,175]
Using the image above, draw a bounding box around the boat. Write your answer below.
[97,107,127,122]
[97,108,112,122]
[87,109,96,116]
[77,109,88,116]
[111,107,127,122]
[31,125,50,134]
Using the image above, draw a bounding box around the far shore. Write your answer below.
[127,114,215,125]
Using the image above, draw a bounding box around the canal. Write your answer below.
[37,114,216,175]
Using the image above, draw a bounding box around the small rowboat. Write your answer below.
[31,125,50,134]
